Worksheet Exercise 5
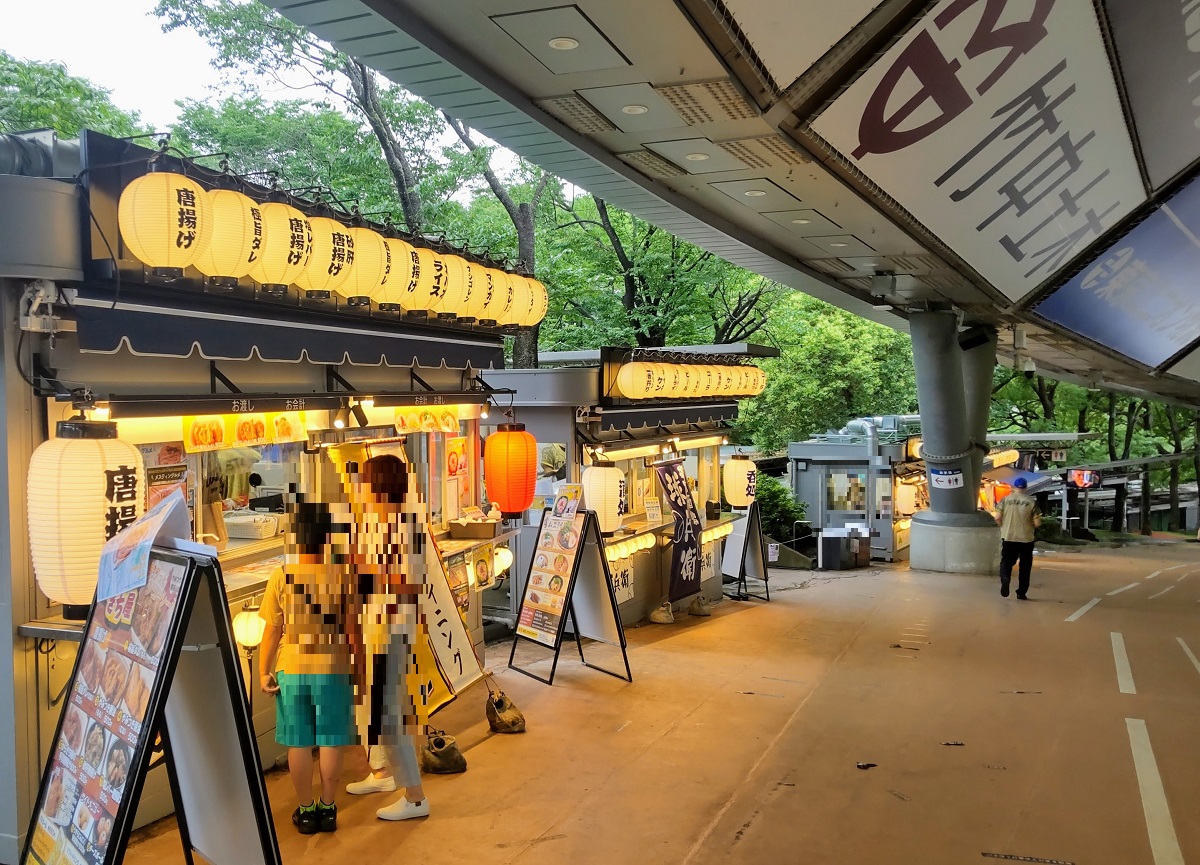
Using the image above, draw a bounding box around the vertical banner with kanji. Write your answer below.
[655,461,703,601]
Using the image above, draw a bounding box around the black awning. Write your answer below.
[71,296,504,371]
[595,403,738,434]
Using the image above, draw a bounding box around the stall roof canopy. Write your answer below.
[71,294,504,370]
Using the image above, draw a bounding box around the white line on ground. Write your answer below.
[1146,570,1162,580]
[1164,563,1190,572]
[1108,582,1141,596]
[1112,633,1137,694]
[1175,637,1200,678]
[1148,586,1175,600]
[1125,718,1185,865]
[1176,572,1191,583]
[1065,598,1101,622]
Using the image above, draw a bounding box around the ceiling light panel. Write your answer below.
[655,80,758,125]
[576,83,684,132]
[803,235,877,257]
[535,95,617,135]
[718,136,810,169]
[490,6,629,75]
[709,178,803,211]
[617,150,685,179]
[761,209,842,235]
[644,138,747,173]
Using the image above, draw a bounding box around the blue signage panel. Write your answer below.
[1035,175,1200,368]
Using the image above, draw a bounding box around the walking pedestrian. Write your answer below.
[258,496,356,835]
[995,477,1041,599]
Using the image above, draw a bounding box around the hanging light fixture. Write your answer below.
[232,608,266,649]
[117,169,214,278]
[484,422,537,518]
[333,404,350,429]
[527,277,549,326]
[477,268,507,326]
[27,420,146,619]
[193,187,265,288]
[248,201,311,295]
[493,545,514,575]
[461,261,490,323]
[378,235,416,311]
[407,246,443,318]
[616,361,655,400]
[723,453,757,508]
[340,226,388,306]
[495,272,529,328]
[582,460,623,535]
[296,215,356,298]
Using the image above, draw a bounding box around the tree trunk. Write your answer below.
[1167,406,1183,532]
[1141,404,1153,535]
[511,202,539,369]
[1194,412,1200,534]
[1112,483,1128,533]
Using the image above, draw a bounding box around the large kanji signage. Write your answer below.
[812,0,1145,300]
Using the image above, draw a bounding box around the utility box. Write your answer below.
[817,528,872,570]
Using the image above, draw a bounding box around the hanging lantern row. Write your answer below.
[615,361,767,400]
[116,171,549,327]
[701,522,734,546]
[603,532,657,564]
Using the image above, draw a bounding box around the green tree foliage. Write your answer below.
[735,295,917,453]
[0,52,144,137]
[754,473,807,541]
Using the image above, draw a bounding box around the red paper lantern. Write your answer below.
[484,423,537,517]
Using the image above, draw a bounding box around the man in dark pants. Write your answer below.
[995,477,1041,599]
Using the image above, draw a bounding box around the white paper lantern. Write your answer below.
[232,609,266,648]
[616,361,656,399]
[27,421,145,615]
[723,454,756,508]
[494,545,515,575]
[582,462,623,534]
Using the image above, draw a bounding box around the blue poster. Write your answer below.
[654,461,703,602]
[1036,175,1200,368]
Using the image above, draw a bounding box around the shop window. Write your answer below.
[827,471,866,511]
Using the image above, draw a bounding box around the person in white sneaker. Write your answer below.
[343,455,430,822]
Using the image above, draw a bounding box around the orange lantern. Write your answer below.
[484,423,538,518]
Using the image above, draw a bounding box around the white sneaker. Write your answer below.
[376,796,430,821]
[648,602,674,624]
[346,774,397,795]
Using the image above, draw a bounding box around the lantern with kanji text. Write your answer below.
[117,171,214,278]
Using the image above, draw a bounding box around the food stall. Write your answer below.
[481,345,773,627]
[0,128,540,855]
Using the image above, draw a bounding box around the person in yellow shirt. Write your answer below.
[994,478,1041,600]
[259,497,356,834]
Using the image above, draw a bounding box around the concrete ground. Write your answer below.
[125,543,1200,865]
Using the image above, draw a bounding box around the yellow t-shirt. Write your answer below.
[258,565,353,676]
[998,493,1038,543]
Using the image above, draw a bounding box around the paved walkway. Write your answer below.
[125,544,1200,864]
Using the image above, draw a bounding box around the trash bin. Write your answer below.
[817,528,871,570]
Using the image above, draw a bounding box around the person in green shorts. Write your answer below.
[259,496,357,834]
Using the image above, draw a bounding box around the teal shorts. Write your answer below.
[275,672,357,748]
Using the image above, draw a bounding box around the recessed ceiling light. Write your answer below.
[621,104,649,115]
[829,242,848,247]
[744,189,767,197]
[548,37,579,50]
[684,152,709,161]
[791,218,811,225]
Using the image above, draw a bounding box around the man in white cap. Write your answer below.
[995,477,1041,599]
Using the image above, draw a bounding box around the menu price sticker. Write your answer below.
[26,552,188,865]
[644,497,662,524]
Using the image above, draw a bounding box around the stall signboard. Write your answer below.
[611,560,635,605]
[722,503,770,602]
[396,406,460,434]
[183,412,308,453]
[97,489,189,602]
[469,542,494,591]
[23,545,281,865]
[517,514,583,646]
[550,484,582,519]
[644,496,662,524]
[810,0,1145,300]
[655,461,703,602]
[510,510,630,685]
[419,541,485,714]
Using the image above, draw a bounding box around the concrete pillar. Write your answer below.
[908,311,999,574]
[961,328,997,494]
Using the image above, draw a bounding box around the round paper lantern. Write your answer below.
[484,270,515,325]
[232,609,266,648]
[409,247,444,316]
[497,273,531,327]
[436,254,470,319]
[378,236,416,310]
[582,462,623,534]
[340,226,389,303]
[751,368,767,394]
[248,201,311,293]
[193,188,264,286]
[27,421,146,618]
[484,423,537,517]
[509,275,539,327]
[296,216,355,295]
[461,262,490,320]
[647,363,673,400]
[527,278,549,326]
[494,545,515,575]
[616,361,656,400]
[723,454,757,508]
[118,171,214,277]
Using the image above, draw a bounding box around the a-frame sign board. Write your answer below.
[509,509,632,685]
[721,501,771,602]
[22,541,280,865]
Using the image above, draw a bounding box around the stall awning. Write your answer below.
[596,403,738,434]
[984,467,1057,495]
[71,295,504,371]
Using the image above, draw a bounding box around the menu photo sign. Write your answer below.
[516,514,584,647]
[26,553,187,865]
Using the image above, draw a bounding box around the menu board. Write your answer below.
[446,553,471,613]
[516,513,584,647]
[25,553,189,865]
